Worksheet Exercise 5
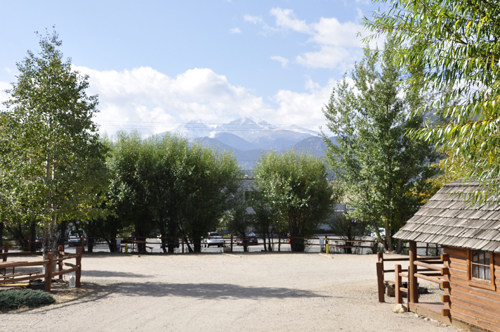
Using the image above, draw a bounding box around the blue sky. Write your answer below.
[0,0,383,135]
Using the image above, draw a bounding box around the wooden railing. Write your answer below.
[0,246,82,292]
[393,252,450,317]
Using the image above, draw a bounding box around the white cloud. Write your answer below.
[229,27,241,34]
[4,67,12,73]
[73,66,277,136]
[247,7,384,70]
[269,8,311,34]
[0,66,339,135]
[270,55,289,67]
[243,15,263,25]
[273,78,336,129]
[297,46,354,69]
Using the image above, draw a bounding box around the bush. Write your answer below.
[0,289,55,310]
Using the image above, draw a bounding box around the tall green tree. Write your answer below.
[254,150,333,252]
[321,40,440,252]
[365,0,500,201]
[177,144,243,252]
[0,31,109,258]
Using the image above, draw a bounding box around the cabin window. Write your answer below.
[467,249,495,290]
[471,250,491,281]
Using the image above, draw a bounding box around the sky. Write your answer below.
[0,0,384,136]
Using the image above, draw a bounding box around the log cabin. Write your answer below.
[394,181,500,332]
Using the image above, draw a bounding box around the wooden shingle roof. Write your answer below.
[394,181,500,252]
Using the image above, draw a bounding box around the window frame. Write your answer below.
[467,249,496,291]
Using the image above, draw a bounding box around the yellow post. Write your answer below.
[325,237,329,254]
[125,243,128,253]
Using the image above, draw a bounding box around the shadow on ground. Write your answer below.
[106,281,328,300]
[82,270,148,278]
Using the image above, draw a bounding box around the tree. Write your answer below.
[321,40,440,252]
[0,30,109,258]
[365,0,500,202]
[254,150,334,252]
[177,144,243,252]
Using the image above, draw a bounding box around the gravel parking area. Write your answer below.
[1,253,458,332]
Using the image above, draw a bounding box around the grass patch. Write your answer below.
[0,289,55,310]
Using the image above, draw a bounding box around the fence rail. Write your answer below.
[0,246,82,292]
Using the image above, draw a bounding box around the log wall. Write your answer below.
[443,246,500,332]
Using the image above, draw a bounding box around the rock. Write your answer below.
[393,304,408,313]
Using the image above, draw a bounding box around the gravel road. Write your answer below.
[0,252,459,332]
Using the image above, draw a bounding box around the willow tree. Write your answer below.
[254,150,333,252]
[321,40,440,252]
[0,31,108,258]
[365,0,500,202]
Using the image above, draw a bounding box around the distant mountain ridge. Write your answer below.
[167,117,333,169]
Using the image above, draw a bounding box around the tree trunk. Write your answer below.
[29,221,36,252]
[0,222,3,248]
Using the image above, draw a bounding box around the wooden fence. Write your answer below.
[0,245,82,292]
[376,249,446,303]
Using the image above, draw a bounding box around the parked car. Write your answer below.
[67,235,81,246]
[205,232,224,247]
[236,232,258,246]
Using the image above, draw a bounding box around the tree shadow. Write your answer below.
[82,270,147,278]
[107,282,331,300]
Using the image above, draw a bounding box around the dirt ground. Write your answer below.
[0,252,460,332]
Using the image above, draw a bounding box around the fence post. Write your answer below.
[182,235,185,254]
[409,240,418,304]
[81,234,85,252]
[395,264,402,304]
[278,234,281,252]
[376,261,385,302]
[230,234,233,253]
[44,252,53,292]
[58,245,64,280]
[76,247,82,288]
[2,242,8,262]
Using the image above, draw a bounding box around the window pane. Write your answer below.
[479,252,484,264]
[479,266,485,279]
[473,251,479,263]
[485,253,490,266]
[486,267,491,281]
[473,265,478,279]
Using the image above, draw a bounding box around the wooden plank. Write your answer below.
[376,262,384,302]
[444,247,468,258]
[449,302,500,328]
[448,261,467,271]
[450,309,500,332]
[448,254,468,266]
[1,271,40,278]
[450,288,500,311]
[414,260,444,271]
[451,295,500,318]
[0,260,48,269]
[449,267,468,279]
[0,274,43,284]
[447,282,500,303]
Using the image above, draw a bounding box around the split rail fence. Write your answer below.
[376,243,450,317]
[0,244,82,292]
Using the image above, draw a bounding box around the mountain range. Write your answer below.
[167,117,331,170]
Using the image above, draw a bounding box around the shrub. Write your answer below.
[0,289,55,310]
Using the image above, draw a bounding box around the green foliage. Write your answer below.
[0,289,55,310]
[365,0,500,202]
[0,30,109,255]
[321,39,440,251]
[254,150,334,252]
[107,132,243,253]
